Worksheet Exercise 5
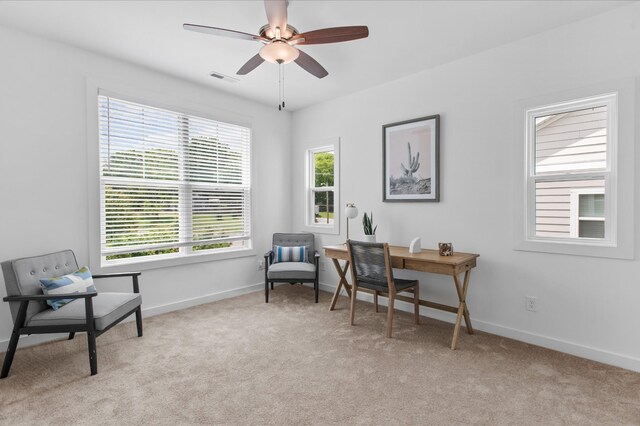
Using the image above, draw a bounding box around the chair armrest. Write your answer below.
[3,292,98,302]
[264,250,273,268]
[92,272,142,294]
[314,251,320,265]
[92,272,141,279]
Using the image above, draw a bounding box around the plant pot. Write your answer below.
[363,235,377,243]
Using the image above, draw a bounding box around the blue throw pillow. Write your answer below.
[273,246,307,263]
[39,266,97,310]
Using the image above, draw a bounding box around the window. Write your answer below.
[570,188,605,238]
[305,141,340,234]
[98,94,251,266]
[525,93,616,245]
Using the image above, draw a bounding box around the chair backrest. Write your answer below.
[272,233,315,263]
[1,250,79,324]
[346,240,395,290]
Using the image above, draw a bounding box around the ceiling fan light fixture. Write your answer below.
[259,41,299,64]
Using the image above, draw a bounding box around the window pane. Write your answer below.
[103,184,180,257]
[579,194,604,218]
[534,105,607,174]
[314,191,334,224]
[186,135,248,185]
[313,151,334,188]
[579,220,605,238]
[534,179,604,238]
[191,189,248,252]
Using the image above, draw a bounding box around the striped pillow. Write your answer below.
[273,245,307,263]
[39,266,97,310]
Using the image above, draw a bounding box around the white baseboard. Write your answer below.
[319,282,640,373]
[0,282,264,352]
[141,282,263,318]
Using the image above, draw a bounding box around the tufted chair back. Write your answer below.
[1,250,79,323]
[272,233,315,263]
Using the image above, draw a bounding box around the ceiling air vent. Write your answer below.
[210,71,239,83]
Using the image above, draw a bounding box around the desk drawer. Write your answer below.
[404,259,454,274]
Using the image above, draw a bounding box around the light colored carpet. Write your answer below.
[1,285,639,425]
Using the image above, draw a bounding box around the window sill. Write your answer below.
[94,247,257,273]
[302,223,339,236]
[514,239,632,260]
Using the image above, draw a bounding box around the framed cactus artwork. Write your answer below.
[382,114,440,202]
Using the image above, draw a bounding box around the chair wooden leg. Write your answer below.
[85,298,98,376]
[271,282,274,290]
[135,307,143,337]
[414,285,420,325]
[1,301,28,379]
[386,292,395,338]
[349,282,358,326]
[314,279,319,303]
[374,291,379,312]
[1,331,20,379]
[68,332,75,340]
[87,330,97,376]
[265,280,269,303]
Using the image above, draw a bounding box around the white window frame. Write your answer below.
[569,187,605,238]
[525,93,617,247]
[513,78,635,259]
[303,139,340,235]
[86,81,256,272]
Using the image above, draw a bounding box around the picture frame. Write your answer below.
[382,115,440,202]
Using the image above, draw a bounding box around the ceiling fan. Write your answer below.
[183,0,369,80]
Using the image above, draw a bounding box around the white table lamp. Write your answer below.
[344,203,359,241]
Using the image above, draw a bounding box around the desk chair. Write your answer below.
[346,240,420,337]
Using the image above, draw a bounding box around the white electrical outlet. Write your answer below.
[258,259,265,270]
[525,296,537,312]
[320,261,327,271]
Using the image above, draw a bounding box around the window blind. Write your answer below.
[98,94,251,259]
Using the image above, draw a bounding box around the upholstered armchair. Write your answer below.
[1,250,142,378]
[264,233,320,303]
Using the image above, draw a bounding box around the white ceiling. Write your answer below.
[0,1,629,111]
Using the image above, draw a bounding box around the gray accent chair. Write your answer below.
[346,240,420,338]
[1,250,142,378]
[265,233,320,303]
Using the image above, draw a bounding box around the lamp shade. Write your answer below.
[344,203,359,219]
[259,41,300,64]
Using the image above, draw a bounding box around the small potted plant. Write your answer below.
[362,212,377,243]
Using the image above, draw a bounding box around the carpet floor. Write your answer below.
[1,285,639,425]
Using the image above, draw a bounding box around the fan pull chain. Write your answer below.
[278,64,281,111]
[277,63,286,111]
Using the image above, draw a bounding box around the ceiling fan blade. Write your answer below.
[183,23,263,42]
[294,50,328,79]
[237,54,265,75]
[264,0,288,36]
[292,26,369,45]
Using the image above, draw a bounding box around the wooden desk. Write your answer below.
[323,244,479,350]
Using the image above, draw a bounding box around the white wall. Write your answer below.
[0,25,291,348]
[291,4,640,371]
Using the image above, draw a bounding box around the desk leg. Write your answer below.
[451,270,473,350]
[329,259,352,311]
